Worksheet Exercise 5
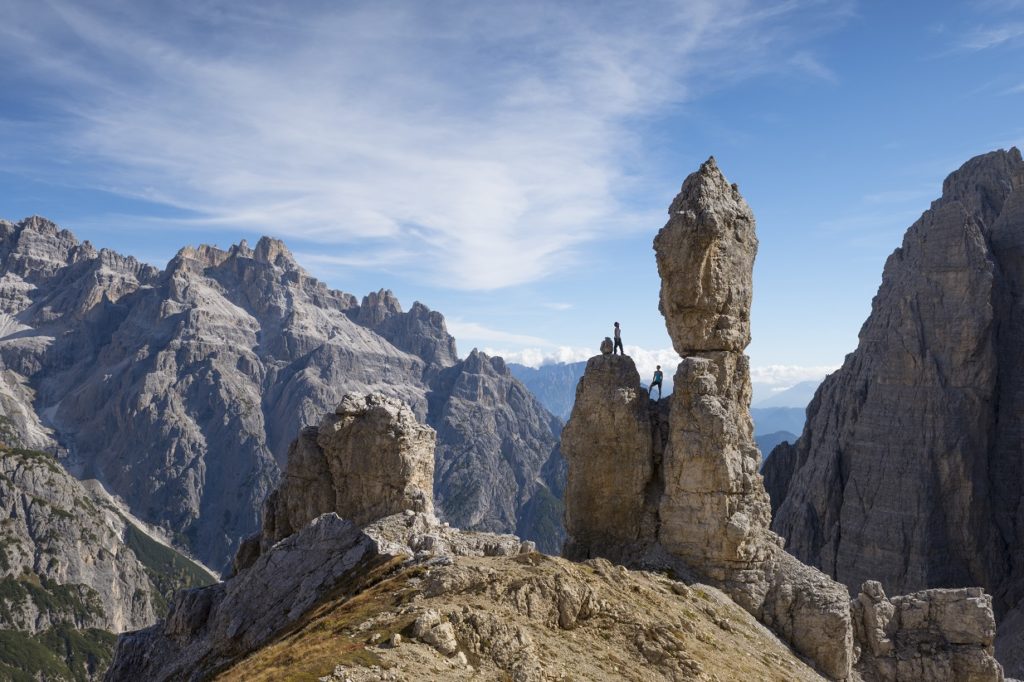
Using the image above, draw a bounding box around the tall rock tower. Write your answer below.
[653,157,777,610]
[561,156,1006,681]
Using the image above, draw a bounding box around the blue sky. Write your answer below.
[2,0,1022,398]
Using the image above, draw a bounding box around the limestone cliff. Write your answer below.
[248,393,435,563]
[0,217,563,569]
[763,148,1024,677]
[561,157,1004,681]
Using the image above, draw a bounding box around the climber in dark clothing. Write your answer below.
[613,322,623,355]
[651,365,664,400]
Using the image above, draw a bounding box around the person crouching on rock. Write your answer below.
[651,365,663,400]
[613,322,624,355]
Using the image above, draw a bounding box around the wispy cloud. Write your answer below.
[1002,83,1024,95]
[960,22,1024,50]
[446,320,550,347]
[542,302,573,311]
[1,0,852,289]
[750,364,838,387]
[788,51,839,83]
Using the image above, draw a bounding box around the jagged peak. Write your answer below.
[16,215,68,237]
[253,236,298,269]
[936,148,1024,227]
[463,348,508,376]
[667,156,751,220]
[362,289,403,315]
[169,243,232,271]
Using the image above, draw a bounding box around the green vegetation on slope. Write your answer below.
[0,574,105,626]
[123,519,216,613]
[0,627,116,682]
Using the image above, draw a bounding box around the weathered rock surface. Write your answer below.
[654,157,756,353]
[0,216,564,569]
[763,148,1024,676]
[430,350,565,554]
[260,394,435,550]
[561,354,655,563]
[112,512,828,682]
[853,581,1002,681]
[561,156,1005,681]
[107,394,541,681]
[0,423,214,680]
[0,446,159,634]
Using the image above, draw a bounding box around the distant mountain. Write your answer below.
[508,361,586,420]
[756,430,798,463]
[0,217,564,570]
[753,380,821,408]
[750,407,806,437]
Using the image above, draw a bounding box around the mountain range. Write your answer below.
[0,217,565,574]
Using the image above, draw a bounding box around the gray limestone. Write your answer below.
[0,217,564,570]
[764,148,1024,678]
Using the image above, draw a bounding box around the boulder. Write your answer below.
[259,393,435,551]
[853,581,1003,681]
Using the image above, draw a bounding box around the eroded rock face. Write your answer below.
[561,156,1006,681]
[431,349,565,554]
[853,581,1002,682]
[654,157,756,354]
[261,393,435,548]
[763,148,1024,677]
[659,352,777,611]
[561,354,655,562]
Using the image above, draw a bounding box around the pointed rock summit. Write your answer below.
[560,156,1004,681]
[656,156,756,353]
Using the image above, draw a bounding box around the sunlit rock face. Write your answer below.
[0,218,563,571]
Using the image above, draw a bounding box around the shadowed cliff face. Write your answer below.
[763,148,1024,675]
[560,156,1006,682]
[0,219,563,570]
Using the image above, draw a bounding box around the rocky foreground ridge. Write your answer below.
[0,217,564,570]
[106,158,1004,682]
[763,148,1024,676]
[106,392,830,682]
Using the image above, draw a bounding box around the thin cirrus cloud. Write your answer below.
[960,22,1024,50]
[1,0,852,289]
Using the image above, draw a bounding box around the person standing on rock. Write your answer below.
[651,365,663,400]
[613,322,624,355]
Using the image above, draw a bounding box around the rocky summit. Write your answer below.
[0,217,564,571]
[763,148,1024,677]
[561,157,1004,681]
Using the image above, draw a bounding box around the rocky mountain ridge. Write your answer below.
[105,390,828,682]
[0,216,564,570]
[103,156,1005,682]
[763,148,1024,677]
